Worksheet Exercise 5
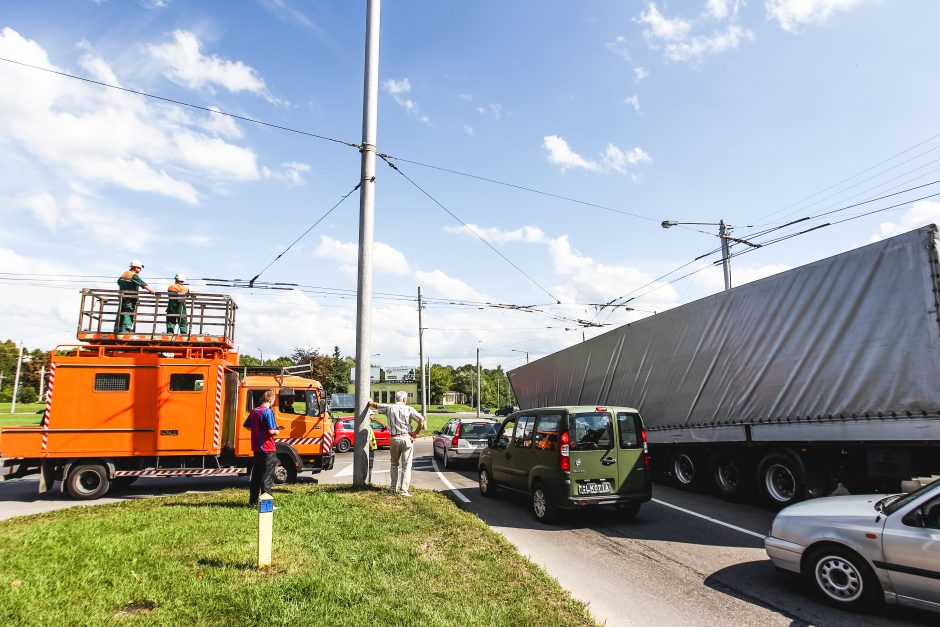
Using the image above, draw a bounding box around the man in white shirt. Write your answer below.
[370,391,425,496]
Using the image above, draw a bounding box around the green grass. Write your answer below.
[0,485,595,626]
[0,405,44,428]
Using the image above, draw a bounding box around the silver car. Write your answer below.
[432,418,499,469]
[765,479,940,614]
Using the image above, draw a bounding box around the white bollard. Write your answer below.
[258,493,274,568]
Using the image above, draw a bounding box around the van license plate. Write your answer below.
[578,482,611,495]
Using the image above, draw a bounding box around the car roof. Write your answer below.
[508,405,640,414]
[451,417,499,423]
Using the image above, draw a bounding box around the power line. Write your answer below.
[377,153,562,304]
[247,181,361,286]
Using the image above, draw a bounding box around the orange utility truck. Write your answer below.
[0,288,334,499]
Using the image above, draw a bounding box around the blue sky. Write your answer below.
[2,0,939,371]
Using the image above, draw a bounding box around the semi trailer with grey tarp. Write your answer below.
[508,224,940,507]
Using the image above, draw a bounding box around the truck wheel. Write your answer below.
[758,450,805,508]
[709,452,752,500]
[66,464,111,500]
[336,438,351,453]
[479,466,497,497]
[671,451,701,490]
[273,455,298,485]
[804,545,881,610]
[531,481,558,524]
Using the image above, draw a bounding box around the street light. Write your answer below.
[661,220,760,291]
[257,348,263,365]
[511,349,529,363]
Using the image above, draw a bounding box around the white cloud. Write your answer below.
[15,193,59,231]
[765,0,867,32]
[414,269,486,301]
[314,236,412,277]
[463,125,475,136]
[445,224,546,245]
[146,30,283,104]
[202,107,244,139]
[870,201,940,241]
[605,36,631,61]
[624,94,641,112]
[261,161,311,186]
[636,3,753,63]
[382,77,430,124]
[634,66,650,82]
[543,135,652,175]
[694,261,791,292]
[705,0,743,19]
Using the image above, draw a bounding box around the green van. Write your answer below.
[477,405,652,523]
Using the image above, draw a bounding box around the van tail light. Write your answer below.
[560,430,570,471]
[452,422,461,447]
[641,429,650,468]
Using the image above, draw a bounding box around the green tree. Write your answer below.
[428,364,453,404]
[18,386,38,404]
[324,346,351,395]
[239,355,261,366]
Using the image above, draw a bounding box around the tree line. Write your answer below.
[0,340,51,404]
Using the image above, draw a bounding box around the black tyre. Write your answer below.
[479,466,496,497]
[335,438,351,453]
[757,450,805,508]
[110,476,139,490]
[531,482,558,524]
[709,452,752,500]
[273,455,298,485]
[65,464,110,500]
[671,451,701,490]
[804,546,881,611]
[615,502,641,519]
[442,449,451,469]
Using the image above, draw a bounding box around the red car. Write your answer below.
[333,416,391,453]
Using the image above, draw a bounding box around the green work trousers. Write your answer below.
[166,311,189,334]
[114,297,138,332]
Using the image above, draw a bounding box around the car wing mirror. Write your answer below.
[903,507,926,528]
[487,436,495,448]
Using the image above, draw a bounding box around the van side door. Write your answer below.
[507,414,538,490]
[490,416,517,487]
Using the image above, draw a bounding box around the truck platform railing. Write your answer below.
[77,288,237,347]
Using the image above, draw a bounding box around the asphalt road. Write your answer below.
[1,439,935,626]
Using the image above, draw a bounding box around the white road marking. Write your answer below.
[431,458,471,503]
[335,463,354,477]
[652,498,766,540]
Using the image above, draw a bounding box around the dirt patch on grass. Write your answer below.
[113,600,156,618]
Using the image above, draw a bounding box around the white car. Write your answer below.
[765,479,940,614]
[431,418,499,468]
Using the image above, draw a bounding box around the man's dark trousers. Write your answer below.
[249,451,277,505]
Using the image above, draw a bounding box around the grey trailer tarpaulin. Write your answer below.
[508,225,940,445]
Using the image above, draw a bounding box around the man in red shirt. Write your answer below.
[244,389,280,506]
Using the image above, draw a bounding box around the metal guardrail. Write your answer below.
[77,288,237,346]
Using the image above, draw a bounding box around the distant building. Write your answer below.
[441,391,467,405]
[348,381,418,405]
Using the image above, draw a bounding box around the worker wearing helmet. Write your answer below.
[166,273,190,335]
[114,260,155,332]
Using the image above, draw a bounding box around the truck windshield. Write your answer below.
[249,389,321,416]
[569,412,612,450]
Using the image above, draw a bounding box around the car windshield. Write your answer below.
[881,480,939,515]
[461,422,498,439]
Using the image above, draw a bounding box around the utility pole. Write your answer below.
[496,375,500,408]
[476,347,481,418]
[353,0,381,488]
[417,286,425,416]
[425,357,430,410]
[719,220,732,291]
[11,343,24,414]
[39,365,45,402]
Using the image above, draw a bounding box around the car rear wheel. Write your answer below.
[531,482,558,524]
[805,546,881,610]
[335,438,351,453]
[66,464,110,500]
[442,449,451,469]
[479,467,496,497]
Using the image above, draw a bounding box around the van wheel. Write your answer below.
[758,450,805,508]
[531,482,558,524]
[336,438,351,453]
[709,452,752,500]
[671,451,700,490]
[66,464,111,500]
[805,545,881,610]
[479,467,496,497]
[273,456,298,485]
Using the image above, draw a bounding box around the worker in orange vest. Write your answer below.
[166,273,190,334]
[114,260,155,332]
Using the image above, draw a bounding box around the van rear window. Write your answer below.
[569,412,612,450]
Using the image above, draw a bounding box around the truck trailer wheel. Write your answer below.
[757,451,805,508]
[66,464,111,500]
[708,452,752,500]
[671,451,702,490]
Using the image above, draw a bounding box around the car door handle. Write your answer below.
[602,457,616,465]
